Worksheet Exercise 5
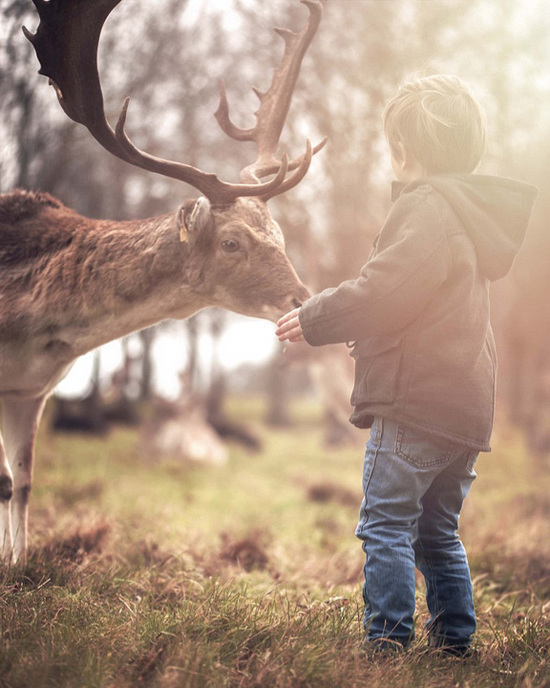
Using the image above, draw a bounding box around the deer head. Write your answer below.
[23,0,326,321]
[176,196,308,321]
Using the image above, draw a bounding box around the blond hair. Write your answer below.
[383,75,487,174]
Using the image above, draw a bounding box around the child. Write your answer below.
[276,75,538,654]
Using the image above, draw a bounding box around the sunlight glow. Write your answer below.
[56,319,279,399]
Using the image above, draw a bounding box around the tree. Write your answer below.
[2,0,549,448]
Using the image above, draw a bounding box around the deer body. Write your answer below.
[0,188,309,562]
[1,0,324,563]
[1,191,306,376]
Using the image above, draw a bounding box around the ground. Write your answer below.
[0,397,549,687]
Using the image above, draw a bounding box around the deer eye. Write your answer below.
[220,238,240,253]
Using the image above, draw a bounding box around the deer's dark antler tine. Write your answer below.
[234,0,324,196]
[26,0,324,205]
[255,136,327,179]
[261,139,314,202]
[114,97,144,164]
[21,25,35,44]
[214,80,255,143]
[114,98,295,206]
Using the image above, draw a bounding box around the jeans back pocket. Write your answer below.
[395,424,455,468]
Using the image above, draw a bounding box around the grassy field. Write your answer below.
[0,397,549,688]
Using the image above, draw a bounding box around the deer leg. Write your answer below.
[0,430,14,563]
[2,397,46,565]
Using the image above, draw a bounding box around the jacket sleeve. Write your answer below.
[299,191,452,346]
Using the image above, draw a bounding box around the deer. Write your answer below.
[0,0,325,564]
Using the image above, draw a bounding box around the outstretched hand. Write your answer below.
[276,307,304,343]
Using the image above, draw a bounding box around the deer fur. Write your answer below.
[0,189,309,563]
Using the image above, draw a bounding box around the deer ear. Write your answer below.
[177,197,212,243]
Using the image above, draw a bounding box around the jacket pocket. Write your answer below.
[349,334,404,406]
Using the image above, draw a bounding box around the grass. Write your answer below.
[0,396,549,687]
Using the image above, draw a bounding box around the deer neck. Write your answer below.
[29,214,207,356]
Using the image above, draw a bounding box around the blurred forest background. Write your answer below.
[1,0,549,457]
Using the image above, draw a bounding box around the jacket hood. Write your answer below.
[396,174,539,281]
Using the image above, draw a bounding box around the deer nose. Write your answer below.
[291,298,303,309]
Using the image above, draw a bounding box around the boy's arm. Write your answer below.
[293,193,452,346]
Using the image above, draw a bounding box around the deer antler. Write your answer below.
[24,0,324,206]
[215,0,326,201]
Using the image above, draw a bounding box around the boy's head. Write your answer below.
[383,75,487,176]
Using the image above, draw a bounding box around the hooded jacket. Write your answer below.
[299,174,538,451]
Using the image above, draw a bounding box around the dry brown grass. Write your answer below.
[0,399,548,687]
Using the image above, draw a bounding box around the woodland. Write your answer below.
[2,0,549,451]
[0,2,549,686]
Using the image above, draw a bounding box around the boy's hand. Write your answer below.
[276,307,305,343]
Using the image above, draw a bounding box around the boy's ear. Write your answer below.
[389,142,403,163]
[399,144,426,177]
[398,142,412,170]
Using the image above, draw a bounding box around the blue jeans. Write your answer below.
[355,417,478,649]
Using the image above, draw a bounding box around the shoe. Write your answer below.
[428,637,477,659]
[438,645,477,659]
[362,637,407,657]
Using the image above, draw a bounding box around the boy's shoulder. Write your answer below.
[392,174,538,213]
[391,179,453,210]
[387,174,518,236]
[387,174,538,281]
[372,182,453,259]
[386,181,452,232]
[391,180,432,203]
